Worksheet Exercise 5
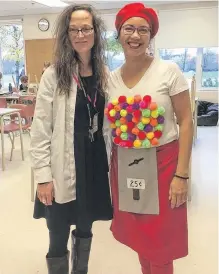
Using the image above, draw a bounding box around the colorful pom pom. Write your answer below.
[138,131,146,140]
[121,125,128,133]
[151,138,159,146]
[112,129,117,137]
[127,106,133,113]
[126,114,133,122]
[144,124,153,132]
[155,124,163,131]
[143,95,152,105]
[132,128,140,135]
[134,95,142,103]
[147,132,154,140]
[149,102,158,111]
[127,122,135,131]
[110,123,116,129]
[127,97,134,105]
[112,98,119,106]
[128,133,136,141]
[114,136,121,144]
[139,101,147,109]
[115,120,121,127]
[157,116,165,124]
[154,130,163,139]
[150,118,158,127]
[109,109,116,117]
[134,140,142,148]
[120,117,127,125]
[132,103,140,110]
[121,102,129,109]
[120,109,128,117]
[132,117,140,124]
[137,122,145,130]
[118,96,126,103]
[142,139,151,148]
[158,106,165,115]
[121,133,128,140]
[108,116,116,123]
[107,103,114,111]
[151,110,159,118]
[116,128,122,136]
[142,109,151,117]
[104,108,108,115]
[114,105,122,112]
[133,110,141,118]
[141,117,150,125]
[115,112,121,120]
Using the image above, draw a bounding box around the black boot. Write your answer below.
[71,230,92,274]
[46,252,69,274]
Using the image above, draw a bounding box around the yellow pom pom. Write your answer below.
[151,110,159,118]
[120,109,128,117]
[120,125,128,133]
[134,140,142,148]
[110,123,116,129]
[147,132,154,140]
[112,98,119,106]
[141,117,150,124]
[109,109,116,117]
[127,97,134,105]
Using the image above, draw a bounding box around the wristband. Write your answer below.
[174,174,189,180]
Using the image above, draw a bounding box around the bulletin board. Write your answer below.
[25,38,55,83]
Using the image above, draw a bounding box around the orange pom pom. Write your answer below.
[114,105,122,112]
[151,138,159,146]
[132,128,140,135]
[120,117,127,125]
[149,102,158,111]
[134,95,142,103]
[150,118,158,127]
[116,128,122,136]
[132,117,140,124]
[110,123,116,129]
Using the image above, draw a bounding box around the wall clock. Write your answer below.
[38,18,50,32]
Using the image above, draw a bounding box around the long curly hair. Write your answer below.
[53,4,108,96]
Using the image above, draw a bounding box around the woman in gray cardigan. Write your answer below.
[30,4,112,274]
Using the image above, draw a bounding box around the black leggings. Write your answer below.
[47,221,92,258]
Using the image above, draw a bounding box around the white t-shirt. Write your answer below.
[107,58,189,147]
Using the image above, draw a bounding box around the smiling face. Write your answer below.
[119,17,151,58]
[68,10,95,54]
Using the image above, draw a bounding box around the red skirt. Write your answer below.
[110,140,188,264]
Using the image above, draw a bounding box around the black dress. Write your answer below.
[33,76,113,228]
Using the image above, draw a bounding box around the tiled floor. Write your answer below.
[0,127,218,274]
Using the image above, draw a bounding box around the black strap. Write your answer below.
[174,174,189,180]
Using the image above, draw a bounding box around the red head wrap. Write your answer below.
[115,2,159,39]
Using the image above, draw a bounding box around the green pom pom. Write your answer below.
[121,133,128,140]
[158,107,165,115]
[155,124,163,131]
[115,120,121,127]
[142,109,151,117]
[137,122,145,130]
[142,139,151,148]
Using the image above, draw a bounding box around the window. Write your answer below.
[105,31,125,71]
[159,47,219,90]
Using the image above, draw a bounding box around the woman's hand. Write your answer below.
[37,182,54,206]
[169,177,188,209]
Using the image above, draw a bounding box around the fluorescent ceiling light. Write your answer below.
[35,0,69,8]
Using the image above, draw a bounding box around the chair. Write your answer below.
[2,104,32,161]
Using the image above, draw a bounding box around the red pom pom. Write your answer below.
[114,137,121,144]
[143,95,152,104]
[120,141,133,148]
[154,130,163,139]
[133,110,141,118]
[107,103,114,111]
[108,116,116,123]
[126,140,133,148]
[118,96,126,103]
[127,122,135,131]
[138,131,146,140]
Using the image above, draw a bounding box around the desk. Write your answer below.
[0,108,24,170]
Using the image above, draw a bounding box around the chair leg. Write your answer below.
[9,132,15,161]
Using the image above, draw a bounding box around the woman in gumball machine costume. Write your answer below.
[104,2,193,274]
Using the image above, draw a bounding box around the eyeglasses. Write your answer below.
[68,27,94,37]
[122,25,151,36]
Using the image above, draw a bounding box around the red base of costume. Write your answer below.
[139,255,173,274]
[110,140,188,265]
